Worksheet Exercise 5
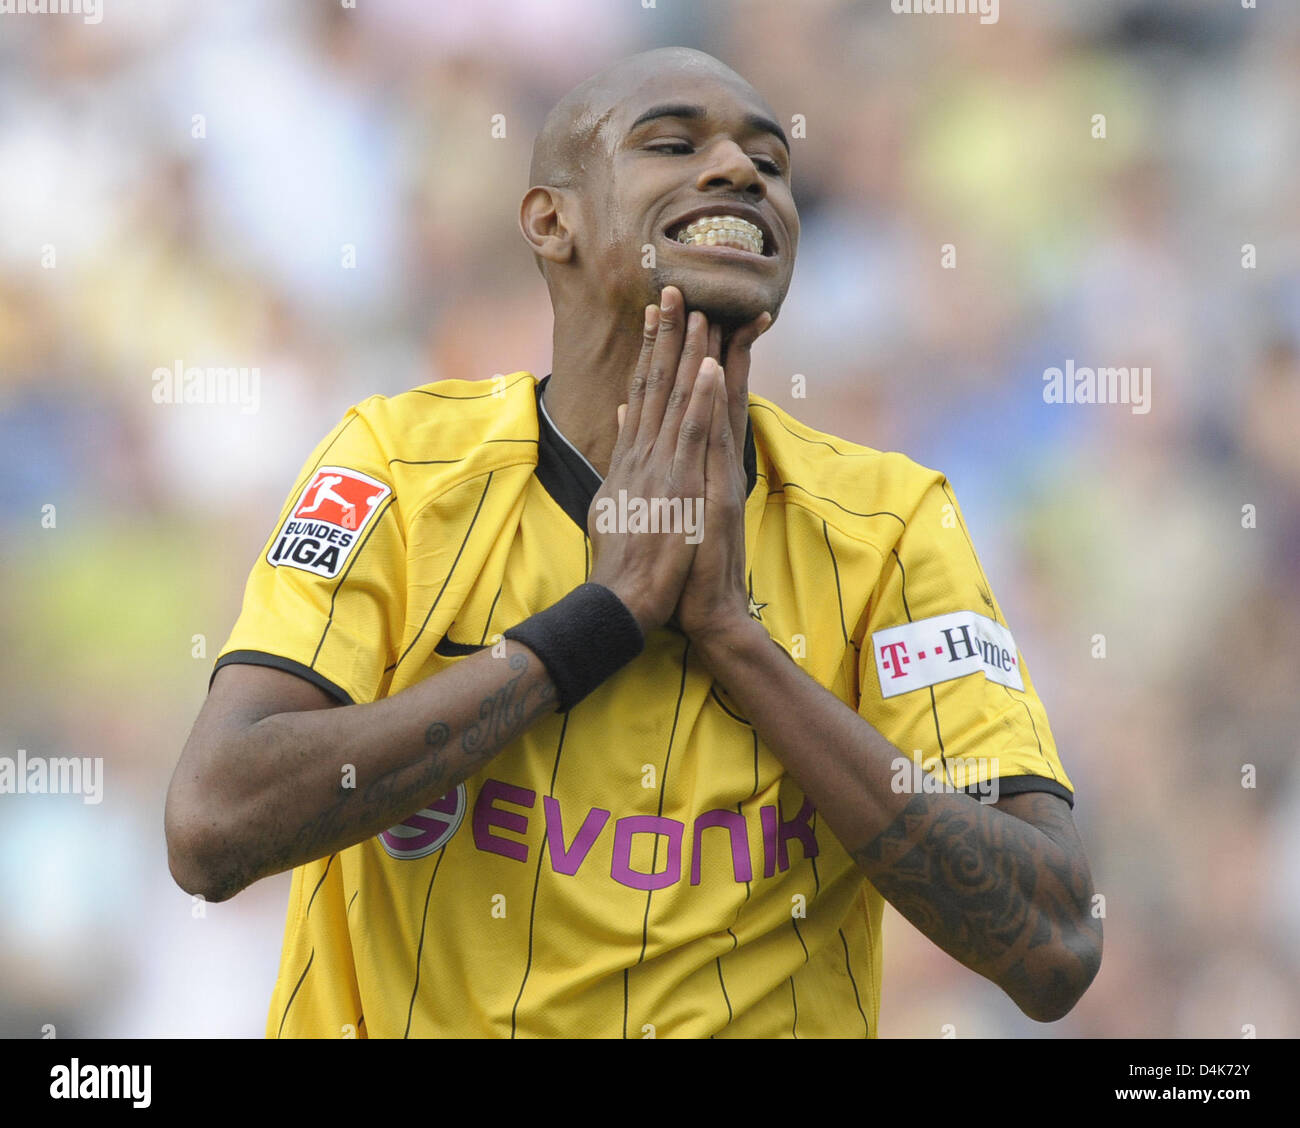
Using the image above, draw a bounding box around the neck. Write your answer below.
[542,303,644,478]
[542,300,748,477]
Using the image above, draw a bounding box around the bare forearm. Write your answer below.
[180,644,555,900]
[694,620,914,846]
[853,790,1100,1021]
[693,620,1101,1020]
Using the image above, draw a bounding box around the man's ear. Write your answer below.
[519,186,575,267]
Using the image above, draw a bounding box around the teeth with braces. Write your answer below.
[674,215,765,255]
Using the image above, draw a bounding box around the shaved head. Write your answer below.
[528,76,609,191]
[529,47,762,191]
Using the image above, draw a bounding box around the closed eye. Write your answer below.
[647,142,780,179]
[648,142,783,176]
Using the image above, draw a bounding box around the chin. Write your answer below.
[662,273,783,329]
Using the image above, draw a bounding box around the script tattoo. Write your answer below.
[852,791,1101,1018]
[218,650,555,899]
[360,721,451,807]
[363,653,553,810]
[461,652,546,755]
[220,792,352,902]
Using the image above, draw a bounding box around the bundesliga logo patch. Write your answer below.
[267,466,391,579]
[872,610,1024,699]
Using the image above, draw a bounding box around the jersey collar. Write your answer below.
[534,374,758,531]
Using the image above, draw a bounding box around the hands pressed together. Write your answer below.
[587,286,771,652]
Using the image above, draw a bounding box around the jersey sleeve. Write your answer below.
[212,405,405,706]
[857,474,1074,805]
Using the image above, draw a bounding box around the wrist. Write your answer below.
[503,583,646,711]
[586,569,660,636]
[689,613,769,672]
[604,584,658,637]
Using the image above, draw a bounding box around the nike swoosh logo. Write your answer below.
[434,634,485,657]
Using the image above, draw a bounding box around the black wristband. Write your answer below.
[502,583,646,712]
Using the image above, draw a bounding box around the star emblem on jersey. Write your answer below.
[748,594,768,620]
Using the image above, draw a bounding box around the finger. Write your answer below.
[721,310,770,401]
[708,361,734,469]
[672,355,718,484]
[704,361,742,505]
[721,310,771,454]
[611,304,658,471]
[636,286,685,443]
[658,309,709,444]
[707,322,723,363]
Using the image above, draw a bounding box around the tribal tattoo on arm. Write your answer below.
[852,790,1102,1022]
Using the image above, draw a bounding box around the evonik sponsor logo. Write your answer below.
[381,777,821,890]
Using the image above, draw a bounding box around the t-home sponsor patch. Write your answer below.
[872,610,1024,698]
[267,466,391,579]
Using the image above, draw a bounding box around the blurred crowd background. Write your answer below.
[1,0,1297,1037]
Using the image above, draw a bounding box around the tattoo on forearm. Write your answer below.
[852,792,1101,1015]
[462,652,551,755]
[360,720,451,807]
[360,651,553,819]
[221,792,353,902]
[224,650,555,897]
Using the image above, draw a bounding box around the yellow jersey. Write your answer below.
[214,372,1073,1038]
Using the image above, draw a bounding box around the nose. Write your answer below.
[695,138,767,201]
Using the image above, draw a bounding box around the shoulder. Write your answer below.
[318,372,542,492]
[748,393,946,544]
[284,373,540,532]
[344,372,539,456]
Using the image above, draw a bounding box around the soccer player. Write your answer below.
[165,47,1101,1037]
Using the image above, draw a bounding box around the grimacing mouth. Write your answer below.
[663,207,778,258]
